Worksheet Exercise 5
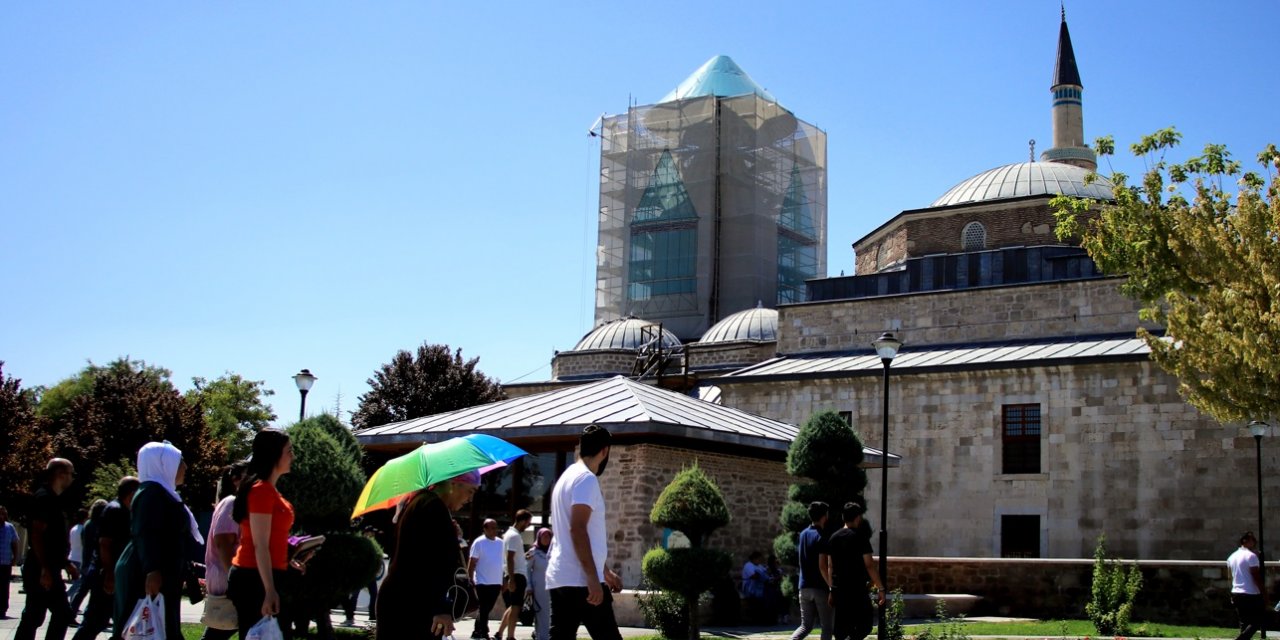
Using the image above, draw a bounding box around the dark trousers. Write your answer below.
[1234,593,1267,640]
[67,563,87,614]
[343,580,378,621]
[831,590,874,640]
[549,585,623,640]
[228,567,291,640]
[16,560,73,640]
[2,563,11,616]
[69,577,114,640]
[472,584,502,638]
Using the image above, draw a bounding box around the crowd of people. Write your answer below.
[4,423,898,640]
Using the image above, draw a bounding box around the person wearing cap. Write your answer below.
[376,470,481,640]
[545,424,623,640]
[826,502,884,640]
[1228,531,1267,640]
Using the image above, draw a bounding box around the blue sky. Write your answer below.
[3,1,1276,425]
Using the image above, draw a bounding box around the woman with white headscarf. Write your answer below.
[114,441,202,640]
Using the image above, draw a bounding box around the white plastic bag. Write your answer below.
[124,594,166,640]
[246,616,283,640]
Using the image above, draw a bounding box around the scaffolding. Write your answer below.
[595,94,827,341]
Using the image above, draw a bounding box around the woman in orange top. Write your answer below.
[227,430,294,639]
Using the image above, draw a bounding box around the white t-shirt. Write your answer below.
[503,527,528,577]
[546,460,607,588]
[69,524,84,563]
[470,535,506,586]
[1228,546,1262,594]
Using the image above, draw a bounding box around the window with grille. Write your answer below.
[962,221,987,251]
[1002,404,1041,474]
[1001,515,1041,558]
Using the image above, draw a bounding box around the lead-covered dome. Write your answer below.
[572,317,682,351]
[931,162,1112,208]
[700,307,778,344]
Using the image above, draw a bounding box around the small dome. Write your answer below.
[931,162,1112,208]
[572,317,682,351]
[700,307,778,344]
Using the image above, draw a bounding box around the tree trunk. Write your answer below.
[686,596,699,640]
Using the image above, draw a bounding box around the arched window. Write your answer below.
[962,221,987,251]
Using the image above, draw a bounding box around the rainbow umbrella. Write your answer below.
[352,433,527,518]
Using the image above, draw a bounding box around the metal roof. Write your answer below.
[700,306,778,344]
[930,162,1112,208]
[715,336,1152,381]
[659,55,778,105]
[355,375,898,465]
[573,317,682,352]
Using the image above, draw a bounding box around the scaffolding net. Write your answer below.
[596,94,826,341]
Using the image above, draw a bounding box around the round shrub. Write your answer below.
[649,463,730,547]
[277,423,365,533]
[643,547,731,601]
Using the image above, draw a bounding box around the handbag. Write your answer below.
[124,594,166,640]
[519,593,539,626]
[201,594,238,631]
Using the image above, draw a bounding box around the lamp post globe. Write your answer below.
[871,331,901,640]
[294,369,317,422]
[1250,419,1270,637]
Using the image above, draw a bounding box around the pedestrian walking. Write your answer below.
[469,519,505,640]
[199,462,247,640]
[495,510,533,640]
[114,442,204,640]
[545,425,624,640]
[65,508,88,621]
[15,458,79,640]
[69,500,107,625]
[790,501,833,640]
[228,430,296,640]
[827,502,884,640]
[526,528,553,640]
[1,505,22,619]
[376,470,481,640]
[70,476,138,640]
[1228,531,1267,640]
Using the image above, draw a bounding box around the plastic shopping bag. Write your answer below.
[124,594,166,640]
[246,616,283,640]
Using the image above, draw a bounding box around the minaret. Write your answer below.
[1039,8,1096,170]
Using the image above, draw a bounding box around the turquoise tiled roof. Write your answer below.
[659,55,777,105]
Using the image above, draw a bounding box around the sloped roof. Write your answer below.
[356,375,898,465]
[715,336,1152,382]
[660,55,778,105]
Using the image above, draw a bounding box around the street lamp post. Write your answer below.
[872,332,902,640]
[1250,419,1270,637]
[294,369,317,422]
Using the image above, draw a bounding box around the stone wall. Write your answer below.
[597,443,789,588]
[852,198,1097,275]
[889,556,1237,625]
[716,360,1275,560]
[778,278,1149,353]
[687,341,777,370]
[551,350,638,379]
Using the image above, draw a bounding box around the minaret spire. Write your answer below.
[1040,6,1095,170]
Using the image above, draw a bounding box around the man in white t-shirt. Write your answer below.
[495,509,534,640]
[1228,531,1267,640]
[469,519,506,640]
[545,425,623,640]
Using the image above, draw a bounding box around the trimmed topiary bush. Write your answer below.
[278,422,366,534]
[643,462,732,640]
[776,410,869,572]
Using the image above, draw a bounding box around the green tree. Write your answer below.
[642,463,732,640]
[277,419,366,533]
[186,373,276,461]
[0,362,53,507]
[774,410,868,566]
[1085,535,1142,636]
[1055,129,1280,423]
[293,414,362,463]
[352,343,505,429]
[86,458,137,504]
[36,358,226,508]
